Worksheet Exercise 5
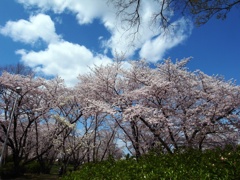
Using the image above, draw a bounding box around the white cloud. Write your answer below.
[16,0,70,13]
[16,41,112,86]
[17,0,111,24]
[0,12,113,86]
[16,0,192,61]
[2,1,193,85]
[139,18,193,62]
[102,0,162,58]
[0,14,59,44]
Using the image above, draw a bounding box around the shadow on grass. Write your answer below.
[13,173,59,180]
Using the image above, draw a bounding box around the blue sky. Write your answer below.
[0,0,239,86]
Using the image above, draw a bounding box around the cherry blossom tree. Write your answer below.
[1,57,239,177]
[121,58,240,152]
[0,73,73,173]
[76,61,145,158]
[76,58,240,155]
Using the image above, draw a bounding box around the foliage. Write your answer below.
[0,162,25,178]
[62,146,240,180]
[25,159,57,174]
[25,161,42,174]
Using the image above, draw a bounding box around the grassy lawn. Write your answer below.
[12,163,61,180]
[14,173,59,180]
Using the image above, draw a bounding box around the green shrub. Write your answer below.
[62,146,240,180]
[25,161,41,174]
[0,162,25,179]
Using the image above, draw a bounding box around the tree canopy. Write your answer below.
[109,0,240,31]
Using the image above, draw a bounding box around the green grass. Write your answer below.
[14,173,59,180]
[13,164,60,180]
[0,161,62,179]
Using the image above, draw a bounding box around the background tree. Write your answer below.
[0,63,34,76]
[109,0,240,32]
[0,73,77,175]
